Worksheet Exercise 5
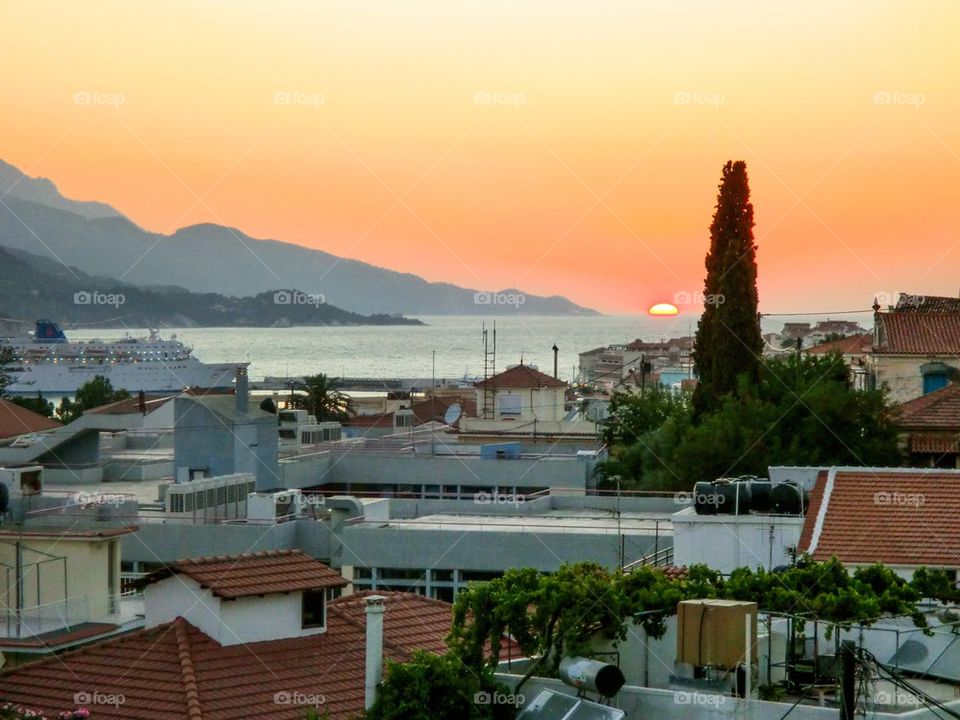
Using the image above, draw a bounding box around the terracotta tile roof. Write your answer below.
[0,622,120,650]
[798,469,960,567]
[894,293,960,313]
[154,549,347,599]
[409,396,476,425]
[805,333,873,355]
[908,433,960,454]
[896,383,960,430]
[474,363,566,389]
[874,312,960,354]
[343,412,393,428]
[660,565,689,581]
[0,398,60,439]
[0,591,454,720]
[625,339,669,351]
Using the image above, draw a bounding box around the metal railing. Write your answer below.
[2,595,90,639]
[622,546,675,572]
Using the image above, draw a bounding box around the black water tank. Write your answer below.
[746,480,773,512]
[693,481,720,514]
[771,482,808,515]
[714,480,752,515]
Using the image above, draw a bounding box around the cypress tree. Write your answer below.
[692,160,762,417]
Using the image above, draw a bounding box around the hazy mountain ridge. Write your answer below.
[0,159,599,316]
[0,246,422,330]
[0,159,122,220]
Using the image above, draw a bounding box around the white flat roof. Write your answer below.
[375,509,673,535]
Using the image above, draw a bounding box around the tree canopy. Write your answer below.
[600,352,899,491]
[692,160,762,417]
[291,374,350,422]
[55,376,130,424]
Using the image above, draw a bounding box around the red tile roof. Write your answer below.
[908,433,959,454]
[151,549,347,599]
[474,363,566,389]
[805,333,872,355]
[896,383,960,430]
[0,591,453,720]
[894,294,960,313]
[0,622,121,651]
[0,398,60,439]
[874,312,960,354]
[798,469,960,567]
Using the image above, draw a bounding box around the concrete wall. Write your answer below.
[336,526,666,573]
[871,354,960,404]
[473,386,566,422]
[173,399,279,489]
[319,454,592,492]
[281,452,332,488]
[121,519,308,564]
[220,591,323,645]
[144,570,326,645]
[0,536,119,624]
[672,509,804,573]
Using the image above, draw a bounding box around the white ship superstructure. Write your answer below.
[1,321,244,394]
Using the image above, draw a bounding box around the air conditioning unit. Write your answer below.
[166,473,255,520]
[247,489,305,523]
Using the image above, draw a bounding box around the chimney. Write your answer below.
[138,390,146,415]
[365,595,386,710]
[235,367,249,414]
[552,344,559,379]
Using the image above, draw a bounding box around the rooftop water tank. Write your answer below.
[771,481,808,515]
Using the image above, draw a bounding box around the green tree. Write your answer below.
[623,352,899,491]
[692,160,762,417]
[597,387,690,490]
[365,650,515,720]
[293,374,350,421]
[8,393,56,418]
[55,375,130,424]
[0,345,14,396]
[447,558,947,688]
[601,386,688,448]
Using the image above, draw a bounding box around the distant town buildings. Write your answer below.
[868,295,960,403]
[578,337,694,388]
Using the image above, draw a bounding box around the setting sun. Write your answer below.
[648,302,680,316]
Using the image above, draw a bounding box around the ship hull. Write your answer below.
[4,359,243,395]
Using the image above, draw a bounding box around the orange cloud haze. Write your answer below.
[2,0,959,313]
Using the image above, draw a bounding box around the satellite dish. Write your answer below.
[443,403,462,425]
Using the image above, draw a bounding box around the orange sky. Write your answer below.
[2,0,959,314]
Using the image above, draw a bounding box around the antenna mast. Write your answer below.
[482,321,497,419]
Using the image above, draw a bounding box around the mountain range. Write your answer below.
[0,245,422,332]
[0,159,598,317]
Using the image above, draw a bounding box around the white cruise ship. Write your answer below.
[1,321,245,395]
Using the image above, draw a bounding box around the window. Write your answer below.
[302,589,326,629]
[921,362,953,395]
[498,394,522,417]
